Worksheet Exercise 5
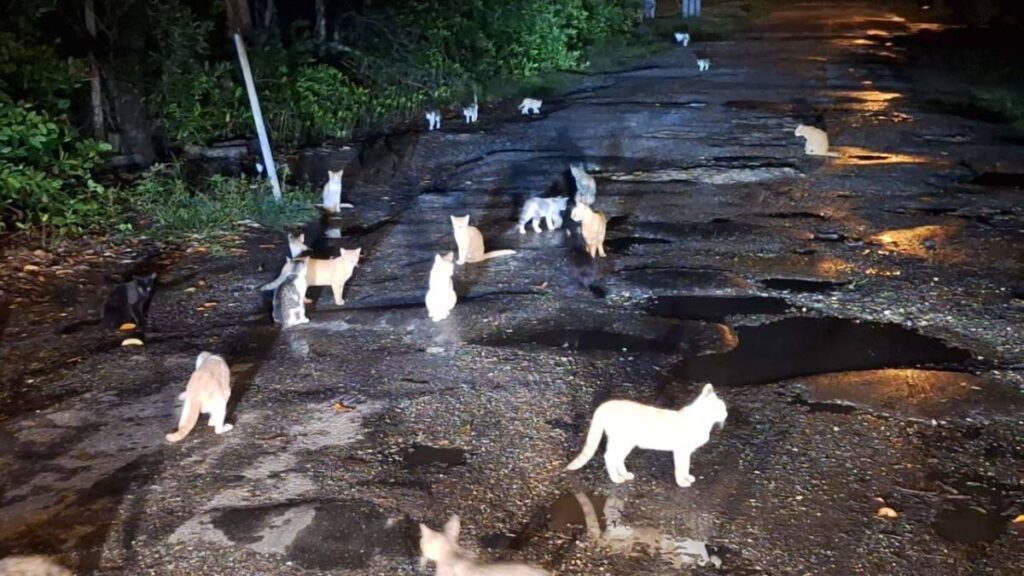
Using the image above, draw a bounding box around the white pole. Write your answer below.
[233,32,282,201]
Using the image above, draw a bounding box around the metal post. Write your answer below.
[233,32,282,201]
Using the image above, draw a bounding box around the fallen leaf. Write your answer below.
[202,302,217,308]
[197,280,207,288]
[333,401,356,413]
[1013,514,1024,524]
[66,356,83,364]
[184,287,197,293]
[877,507,898,519]
[22,264,40,273]
[121,338,144,347]
[118,322,137,332]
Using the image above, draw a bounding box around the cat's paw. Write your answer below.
[623,472,635,481]
[686,474,696,483]
[676,476,694,487]
[216,424,234,434]
[518,228,526,235]
[610,474,627,484]
[335,299,345,306]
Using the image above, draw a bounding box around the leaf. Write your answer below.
[118,322,137,332]
[333,401,355,413]
[121,338,144,347]
[876,507,898,519]
[1013,514,1024,524]
[22,264,41,272]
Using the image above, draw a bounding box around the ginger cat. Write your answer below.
[794,124,840,157]
[425,252,457,322]
[319,170,353,212]
[570,203,607,258]
[450,215,516,265]
[305,248,360,306]
[166,352,233,443]
[566,384,727,487]
[419,515,550,576]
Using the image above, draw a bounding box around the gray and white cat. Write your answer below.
[569,163,597,206]
[288,232,309,258]
[697,58,710,72]
[518,196,568,234]
[674,32,691,46]
[566,384,727,487]
[272,258,309,328]
[463,94,479,123]
[419,515,550,576]
[426,110,441,131]
[518,98,542,115]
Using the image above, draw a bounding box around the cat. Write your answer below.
[450,215,516,265]
[518,98,542,115]
[272,258,310,328]
[463,93,479,123]
[102,273,157,328]
[643,0,656,20]
[165,352,233,443]
[288,232,309,258]
[697,58,710,72]
[794,124,841,157]
[306,248,360,306]
[570,203,607,258]
[319,170,353,212]
[569,163,597,206]
[518,196,568,234]
[674,32,691,46]
[0,556,72,576]
[566,384,727,487]
[419,515,550,576]
[425,252,458,322]
[426,110,441,131]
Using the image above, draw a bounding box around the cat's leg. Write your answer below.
[551,214,563,230]
[210,404,233,434]
[603,440,629,483]
[616,446,636,481]
[545,214,556,230]
[597,241,607,258]
[673,449,695,487]
[532,217,542,233]
[332,282,345,306]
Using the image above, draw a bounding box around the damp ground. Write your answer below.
[2,1,1024,575]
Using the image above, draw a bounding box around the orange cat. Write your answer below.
[166,352,232,443]
[450,215,516,265]
[570,203,607,258]
[305,248,361,305]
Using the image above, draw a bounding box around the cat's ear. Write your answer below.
[441,252,454,263]
[443,515,460,540]
[700,383,715,397]
[297,233,304,243]
[419,523,431,537]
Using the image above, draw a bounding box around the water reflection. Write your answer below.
[867,224,959,258]
[831,146,931,166]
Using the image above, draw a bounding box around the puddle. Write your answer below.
[762,278,849,293]
[969,172,1024,189]
[647,295,790,322]
[669,317,972,386]
[605,236,672,253]
[867,224,959,259]
[480,329,680,355]
[403,445,467,468]
[764,211,828,220]
[209,499,416,569]
[619,268,750,292]
[933,506,1004,543]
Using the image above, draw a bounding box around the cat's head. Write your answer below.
[433,252,455,274]
[695,383,728,427]
[327,169,343,181]
[288,233,309,254]
[419,515,461,565]
[133,273,157,294]
[450,215,470,231]
[195,351,214,370]
[570,203,590,222]
[340,247,361,265]
[794,124,808,136]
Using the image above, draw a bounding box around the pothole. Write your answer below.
[403,445,467,468]
[669,317,972,386]
[647,295,790,322]
[761,278,849,293]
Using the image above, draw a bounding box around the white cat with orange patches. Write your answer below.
[570,203,607,258]
[566,384,727,487]
[450,215,516,265]
[419,515,549,576]
[166,352,232,443]
[794,124,840,157]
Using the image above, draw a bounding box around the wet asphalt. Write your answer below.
[1,1,1023,575]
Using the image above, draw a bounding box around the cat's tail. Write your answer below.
[566,414,606,471]
[477,250,516,261]
[165,397,201,443]
[825,151,841,158]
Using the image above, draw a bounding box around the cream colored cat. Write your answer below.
[794,124,840,157]
[425,252,457,322]
[518,98,542,115]
[566,384,727,487]
[306,248,360,305]
[570,203,607,258]
[0,556,72,576]
[166,352,232,443]
[450,215,516,265]
[419,515,550,576]
[319,170,353,212]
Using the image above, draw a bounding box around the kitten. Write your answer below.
[643,0,656,20]
[518,98,542,115]
[697,58,710,72]
[450,215,516,265]
[319,170,353,212]
[165,352,233,443]
[570,203,607,258]
[306,248,360,306]
[102,273,157,328]
[518,196,568,234]
[288,232,309,258]
[272,259,310,328]
[794,124,841,157]
[566,384,727,487]
[569,163,597,206]
[674,32,691,46]
[419,515,550,576]
[463,93,479,123]
[426,110,441,131]
[425,252,458,322]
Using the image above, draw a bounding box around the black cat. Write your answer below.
[102,273,157,328]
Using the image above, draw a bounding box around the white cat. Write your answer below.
[518,196,568,234]
[319,169,353,212]
[166,352,233,443]
[419,515,550,576]
[463,94,479,123]
[426,110,441,131]
[569,163,597,206]
[518,98,542,115]
[425,252,457,322]
[794,124,841,157]
[697,58,710,72]
[566,384,727,487]
[674,32,691,46]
